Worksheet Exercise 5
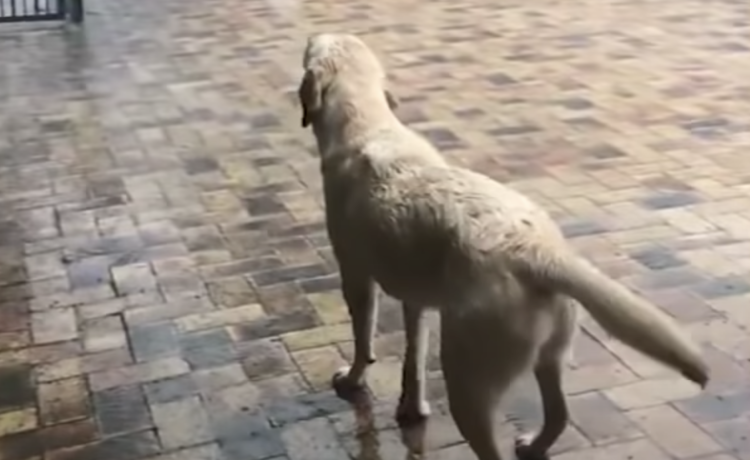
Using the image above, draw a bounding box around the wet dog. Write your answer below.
[297,32,708,460]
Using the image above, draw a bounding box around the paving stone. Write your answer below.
[192,364,248,394]
[143,375,199,405]
[174,304,265,333]
[82,315,128,353]
[603,376,703,410]
[265,391,350,428]
[46,429,161,460]
[146,444,224,460]
[281,418,349,460]
[180,329,238,370]
[554,438,673,460]
[703,418,750,460]
[290,346,347,392]
[31,308,78,344]
[93,385,152,435]
[36,348,132,383]
[220,432,286,460]
[237,338,296,380]
[0,408,38,436]
[206,277,258,308]
[88,357,190,391]
[111,263,159,297]
[128,322,181,363]
[626,404,722,458]
[0,364,35,412]
[38,377,91,425]
[568,391,643,445]
[151,396,213,449]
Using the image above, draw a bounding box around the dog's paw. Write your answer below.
[331,366,367,402]
[514,433,549,460]
[396,398,431,427]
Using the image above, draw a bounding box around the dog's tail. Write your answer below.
[515,248,708,387]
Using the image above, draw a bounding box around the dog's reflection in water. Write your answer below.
[347,389,427,460]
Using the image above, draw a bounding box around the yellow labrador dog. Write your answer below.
[298,33,708,460]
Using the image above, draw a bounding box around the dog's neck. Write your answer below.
[312,87,397,156]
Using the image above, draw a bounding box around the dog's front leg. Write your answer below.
[332,269,378,399]
[397,303,431,426]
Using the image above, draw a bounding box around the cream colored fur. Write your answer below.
[298,33,709,460]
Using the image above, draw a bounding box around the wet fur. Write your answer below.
[298,33,709,460]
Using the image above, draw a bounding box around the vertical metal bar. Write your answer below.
[10,0,17,17]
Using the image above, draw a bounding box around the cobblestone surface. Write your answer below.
[2,0,750,459]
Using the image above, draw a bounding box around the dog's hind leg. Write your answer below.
[332,269,378,399]
[441,316,532,460]
[396,303,431,426]
[516,301,576,460]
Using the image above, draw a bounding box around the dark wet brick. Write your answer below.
[252,264,330,287]
[0,419,98,460]
[67,256,113,289]
[206,277,258,308]
[682,117,730,131]
[265,391,350,428]
[270,222,327,239]
[630,246,686,270]
[212,411,270,442]
[560,97,594,110]
[244,196,286,216]
[559,219,608,238]
[220,431,286,460]
[229,311,319,342]
[88,177,127,199]
[0,364,35,410]
[487,72,517,85]
[38,377,92,424]
[640,191,701,209]
[201,257,284,279]
[587,144,626,159]
[48,430,161,460]
[182,226,225,252]
[250,112,282,129]
[180,328,237,370]
[282,418,350,460]
[417,128,466,149]
[377,297,404,334]
[184,157,219,175]
[237,338,295,379]
[128,322,181,362]
[0,302,28,332]
[143,374,199,404]
[692,275,750,299]
[93,385,152,435]
[488,125,541,136]
[299,274,341,294]
[255,283,310,316]
[397,107,429,124]
[42,418,99,451]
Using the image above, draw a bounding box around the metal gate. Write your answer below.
[0,0,73,22]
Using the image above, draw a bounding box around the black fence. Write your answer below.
[0,0,82,23]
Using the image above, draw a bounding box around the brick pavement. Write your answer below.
[1,0,750,459]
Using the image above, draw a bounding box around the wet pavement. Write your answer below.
[1,0,750,459]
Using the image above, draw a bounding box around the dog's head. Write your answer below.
[298,33,398,128]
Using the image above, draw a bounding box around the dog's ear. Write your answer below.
[298,67,327,128]
[384,89,398,110]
